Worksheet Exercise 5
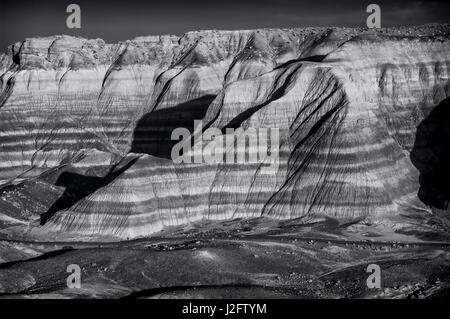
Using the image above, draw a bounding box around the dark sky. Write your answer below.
[1,0,449,49]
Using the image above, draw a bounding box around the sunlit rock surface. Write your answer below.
[0,25,449,239]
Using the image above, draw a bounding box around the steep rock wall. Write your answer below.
[1,26,449,239]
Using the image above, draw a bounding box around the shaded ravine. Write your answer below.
[40,156,140,225]
[410,97,450,210]
[130,95,216,158]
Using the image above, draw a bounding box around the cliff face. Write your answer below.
[1,26,449,239]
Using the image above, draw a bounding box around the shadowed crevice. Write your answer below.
[410,97,450,210]
[40,157,139,225]
[274,55,326,70]
[130,95,216,158]
[222,65,301,131]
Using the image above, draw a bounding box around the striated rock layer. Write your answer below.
[1,26,449,239]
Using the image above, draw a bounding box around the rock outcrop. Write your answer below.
[1,26,449,239]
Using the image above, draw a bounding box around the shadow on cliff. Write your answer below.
[130,95,216,159]
[41,95,215,225]
[410,97,450,210]
[40,157,139,225]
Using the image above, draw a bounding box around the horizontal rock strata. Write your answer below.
[1,26,449,239]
